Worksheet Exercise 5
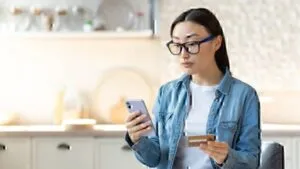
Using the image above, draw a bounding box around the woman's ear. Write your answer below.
[213,35,222,52]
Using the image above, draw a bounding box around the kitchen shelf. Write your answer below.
[0,30,155,39]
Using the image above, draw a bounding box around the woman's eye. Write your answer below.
[186,42,199,46]
[174,43,181,47]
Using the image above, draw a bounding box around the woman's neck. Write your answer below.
[191,67,224,86]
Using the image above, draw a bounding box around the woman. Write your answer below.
[125,8,261,169]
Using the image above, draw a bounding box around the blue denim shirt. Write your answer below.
[125,69,261,169]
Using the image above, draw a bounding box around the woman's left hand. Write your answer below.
[199,141,229,165]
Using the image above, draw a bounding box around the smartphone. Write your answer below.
[125,99,155,137]
[187,134,216,147]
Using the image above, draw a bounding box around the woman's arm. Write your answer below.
[124,86,164,167]
[221,89,261,169]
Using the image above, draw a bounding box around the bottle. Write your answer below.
[53,87,65,125]
[83,20,93,32]
[62,87,83,120]
[133,11,145,30]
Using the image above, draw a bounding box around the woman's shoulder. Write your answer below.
[159,74,189,90]
[158,76,186,94]
[160,79,180,89]
[230,77,258,97]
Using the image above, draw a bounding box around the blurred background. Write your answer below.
[0,0,298,125]
[0,0,298,169]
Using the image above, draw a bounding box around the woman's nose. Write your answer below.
[180,48,190,59]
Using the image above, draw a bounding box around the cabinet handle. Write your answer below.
[121,145,131,151]
[57,143,71,150]
[0,144,6,151]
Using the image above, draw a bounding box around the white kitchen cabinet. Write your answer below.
[0,128,295,169]
[295,138,300,169]
[32,137,94,169]
[0,137,31,169]
[95,138,146,169]
[262,136,294,169]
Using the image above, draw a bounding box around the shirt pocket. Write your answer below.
[217,121,238,146]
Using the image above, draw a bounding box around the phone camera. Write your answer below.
[126,102,132,109]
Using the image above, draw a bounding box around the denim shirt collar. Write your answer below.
[176,68,233,95]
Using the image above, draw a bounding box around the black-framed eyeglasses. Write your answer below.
[166,35,215,55]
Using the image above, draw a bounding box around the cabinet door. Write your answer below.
[0,137,31,169]
[32,137,94,169]
[95,138,146,169]
[262,136,294,169]
[295,138,300,169]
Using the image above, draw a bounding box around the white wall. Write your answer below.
[0,37,167,124]
[159,0,300,91]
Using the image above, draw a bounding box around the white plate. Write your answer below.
[95,0,136,30]
[92,67,154,123]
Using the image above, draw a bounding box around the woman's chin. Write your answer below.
[181,68,195,75]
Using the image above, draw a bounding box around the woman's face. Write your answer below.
[169,21,221,75]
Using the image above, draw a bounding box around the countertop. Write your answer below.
[0,125,127,137]
[261,123,300,136]
[0,124,299,137]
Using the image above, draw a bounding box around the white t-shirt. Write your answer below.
[173,81,217,169]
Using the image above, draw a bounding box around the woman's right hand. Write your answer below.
[125,112,153,144]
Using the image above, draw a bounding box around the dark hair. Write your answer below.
[170,8,230,74]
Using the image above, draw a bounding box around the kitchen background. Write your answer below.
[0,0,298,125]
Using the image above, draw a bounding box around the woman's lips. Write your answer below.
[181,62,193,68]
